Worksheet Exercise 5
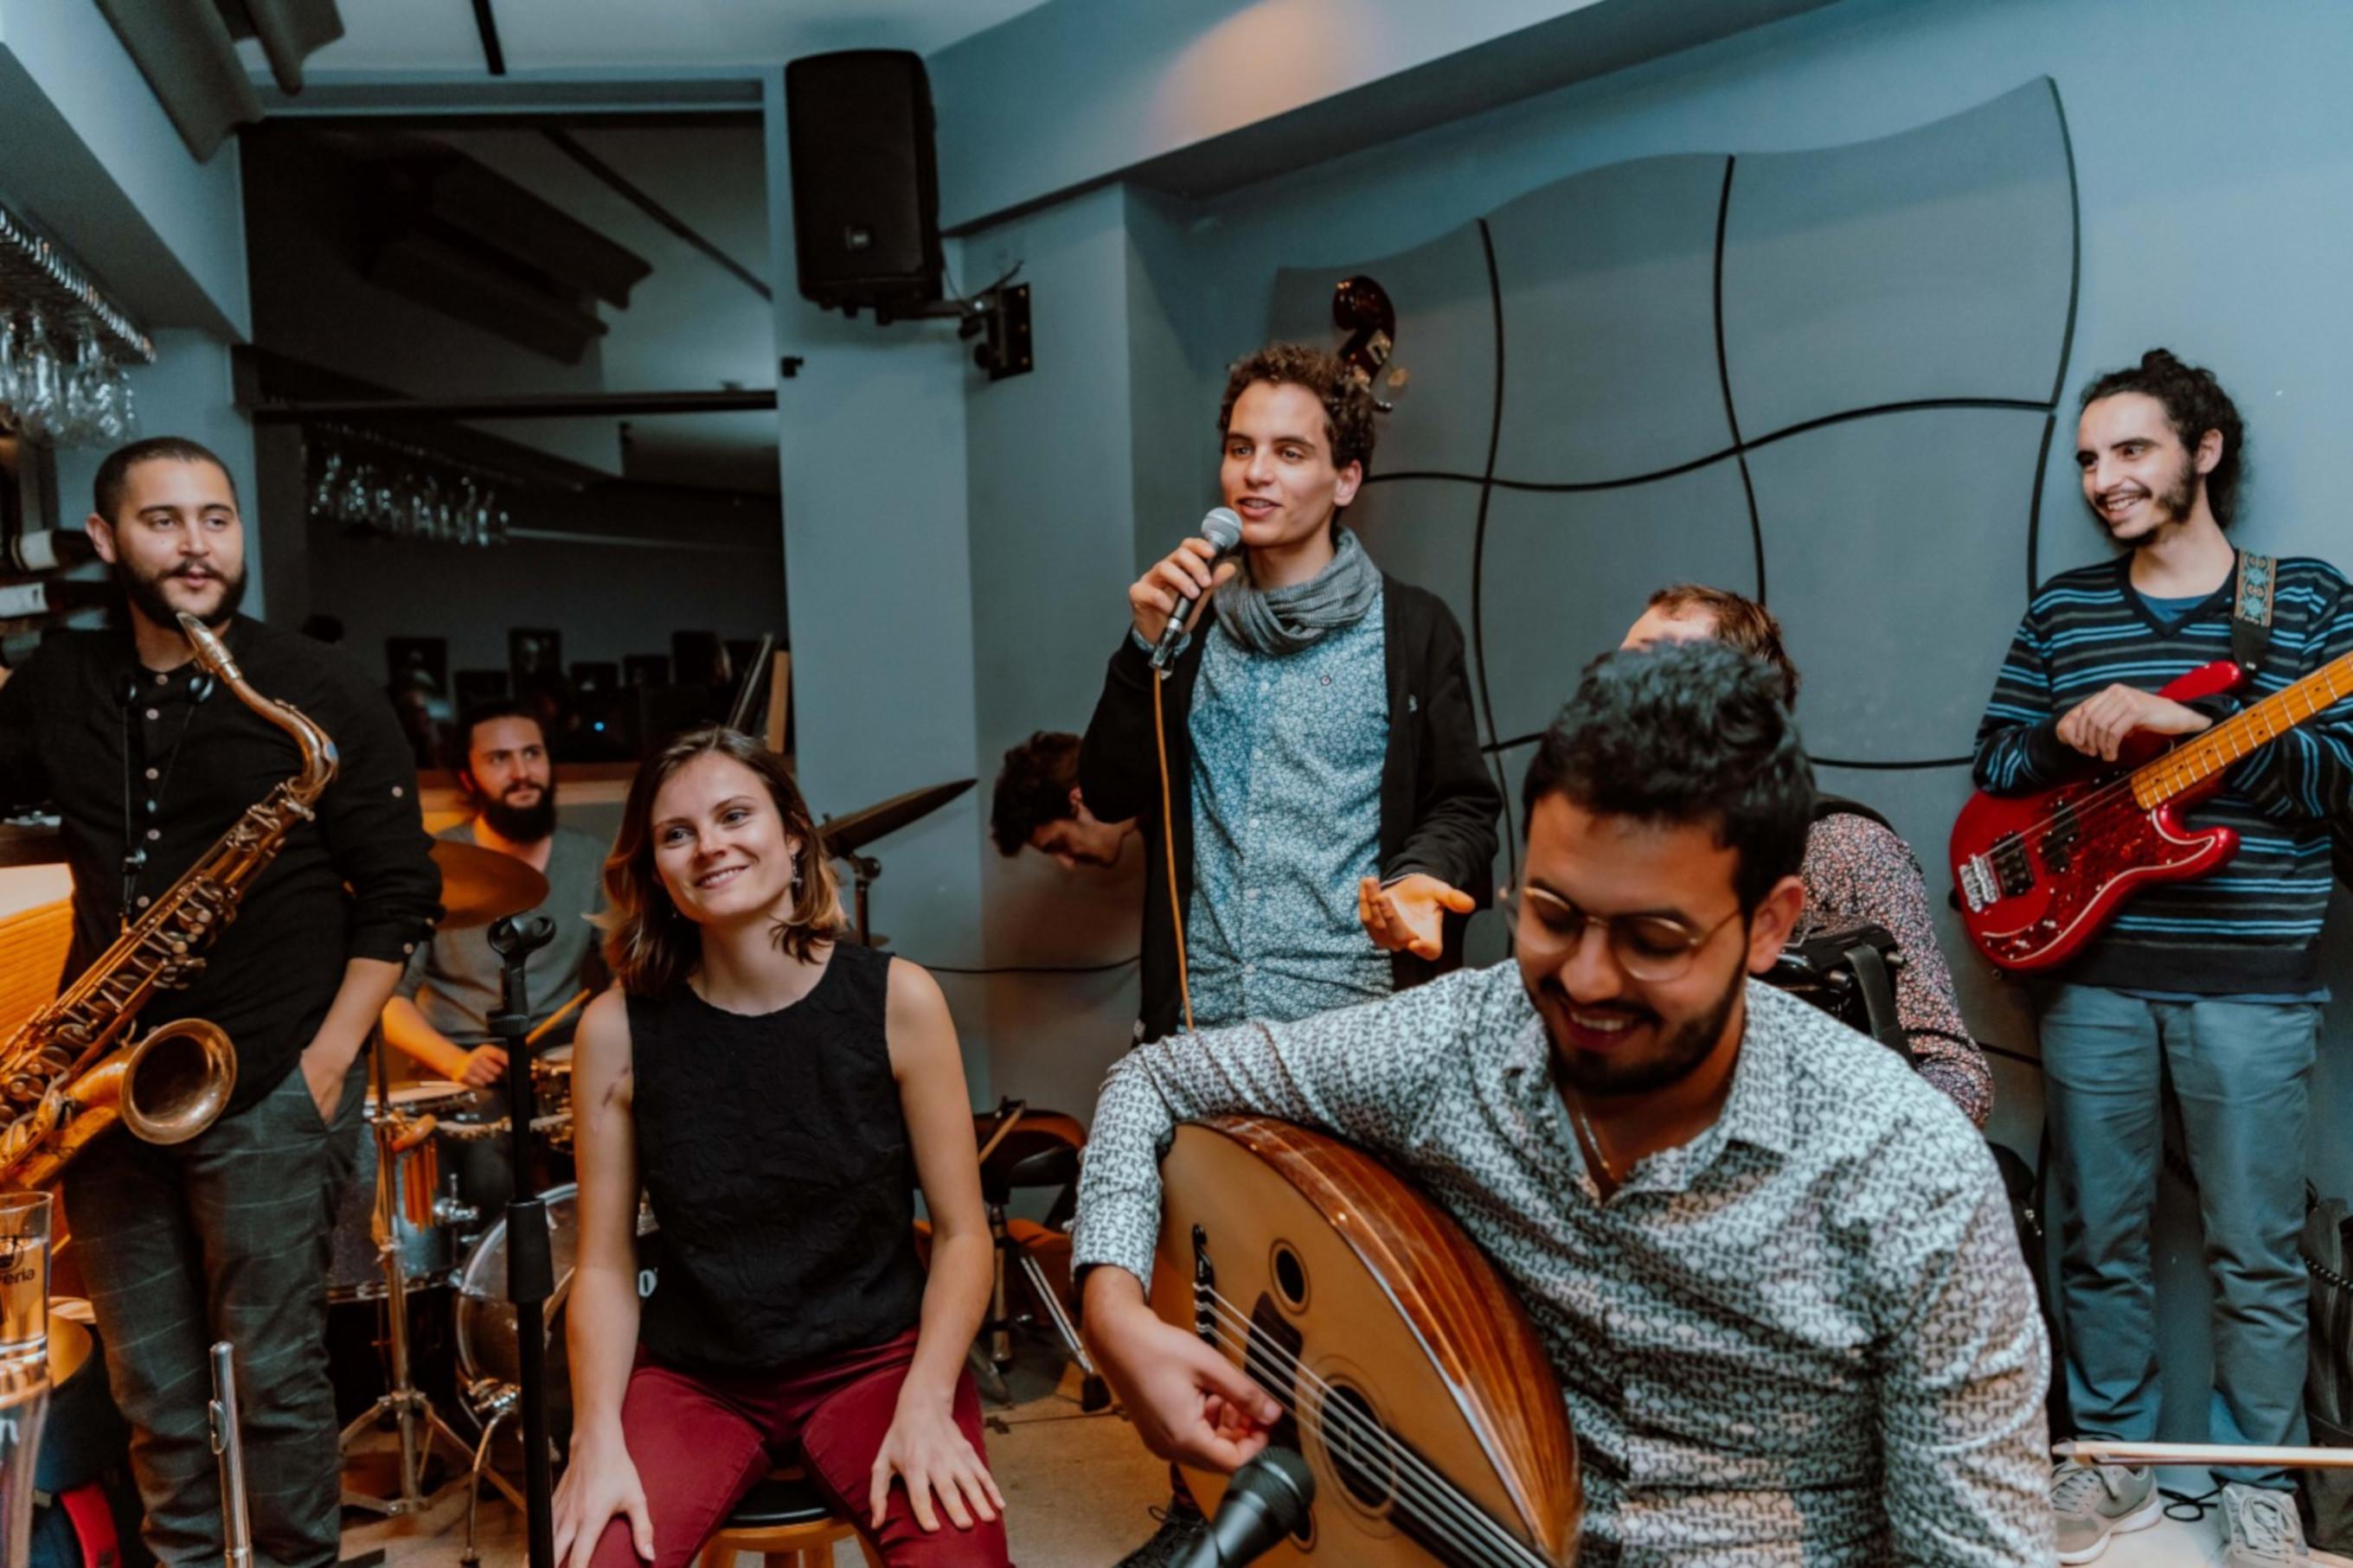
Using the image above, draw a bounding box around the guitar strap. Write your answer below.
[2228,550,2353,890]
[2231,548,2276,672]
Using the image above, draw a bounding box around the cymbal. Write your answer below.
[817,778,974,858]
[432,838,549,929]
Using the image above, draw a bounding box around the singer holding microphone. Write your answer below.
[1078,342,1500,1564]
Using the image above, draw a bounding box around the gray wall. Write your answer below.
[763,73,991,1098]
[951,0,2353,1459]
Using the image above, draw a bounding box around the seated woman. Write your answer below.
[553,726,1010,1568]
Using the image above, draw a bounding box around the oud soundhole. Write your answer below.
[1271,1243,1308,1310]
[1323,1384,1396,1510]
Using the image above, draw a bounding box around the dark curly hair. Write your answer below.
[1218,342,1377,481]
[991,730,1081,856]
[2080,349,2246,528]
[1523,640,1814,913]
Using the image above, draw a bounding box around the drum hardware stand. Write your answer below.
[458,1379,526,1565]
[843,848,882,947]
[490,914,560,1568]
[337,1027,476,1516]
[972,1101,1106,1411]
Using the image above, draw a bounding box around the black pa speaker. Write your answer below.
[785,50,945,315]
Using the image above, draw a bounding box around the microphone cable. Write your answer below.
[1154,669,1194,1034]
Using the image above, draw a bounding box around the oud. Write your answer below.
[1951,650,2353,971]
[1154,1117,1578,1565]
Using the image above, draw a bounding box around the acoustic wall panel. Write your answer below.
[1266,223,1497,478]
[1749,406,2053,764]
[1721,80,2075,438]
[1350,478,1483,659]
[1486,153,1735,485]
[1477,461,1759,747]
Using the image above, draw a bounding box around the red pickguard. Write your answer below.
[1950,661,2244,972]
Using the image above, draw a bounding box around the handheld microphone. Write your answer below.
[1175,1448,1316,1567]
[1149,507,1245,672]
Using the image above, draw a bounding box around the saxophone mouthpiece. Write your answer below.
[177,613,241,684]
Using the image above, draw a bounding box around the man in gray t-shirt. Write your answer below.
[382,703,607,1086]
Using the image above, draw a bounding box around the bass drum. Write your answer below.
[453,1182,659,1450]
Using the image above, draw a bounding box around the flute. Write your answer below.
[208,1342,253,1568]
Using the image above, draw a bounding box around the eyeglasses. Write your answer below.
[1503,885,1741,982]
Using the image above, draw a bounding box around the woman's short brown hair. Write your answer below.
[1645,583,1800,708]
[603,726,842,995]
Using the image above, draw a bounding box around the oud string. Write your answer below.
[1196,1287,1554,1568]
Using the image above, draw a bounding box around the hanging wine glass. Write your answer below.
[309,449,344,522]
[61,324,103,444]
[15,309,61,441]
[109,363,137,440]
[0,313,20,432]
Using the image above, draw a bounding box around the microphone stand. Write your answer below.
[489,914,557,1568]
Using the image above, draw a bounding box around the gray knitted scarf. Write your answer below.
[1213,526,1382,658]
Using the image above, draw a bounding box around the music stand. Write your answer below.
[488,914,558,1568]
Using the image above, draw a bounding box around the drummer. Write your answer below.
[381,701,607,1199]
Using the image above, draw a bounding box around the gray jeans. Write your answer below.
[65,1055,366,1566]
[2040,983,2316,1488]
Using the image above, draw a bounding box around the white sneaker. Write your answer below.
[2052,1462,2160,1565]
[2216,1482,2311,1566]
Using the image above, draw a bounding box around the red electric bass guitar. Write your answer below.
[1951,650,2353,971]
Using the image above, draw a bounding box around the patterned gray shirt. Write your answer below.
[1183,590,1390,1027]
[1072,964,2051,1566]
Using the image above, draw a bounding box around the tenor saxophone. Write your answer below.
[0,613,339,1189]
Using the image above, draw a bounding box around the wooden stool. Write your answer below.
[694,1471,882,1568]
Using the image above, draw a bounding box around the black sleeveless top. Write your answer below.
[626,942,926,1375]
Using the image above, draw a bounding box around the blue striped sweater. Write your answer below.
[1972,553,2353,992]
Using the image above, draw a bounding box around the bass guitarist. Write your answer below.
[1970,349,2353,1567]
[1079,641,2051,1565]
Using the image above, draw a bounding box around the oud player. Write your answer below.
[0,438,440,1566]
[1078,641,2051,1565]
[1972,350,2353,1565]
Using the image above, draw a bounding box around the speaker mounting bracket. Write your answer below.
[870,282,1033,381]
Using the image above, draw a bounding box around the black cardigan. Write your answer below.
[1079,576,1503,1044]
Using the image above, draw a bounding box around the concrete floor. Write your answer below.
[342,1344,1170,1567]
[337,1355,2352,1566]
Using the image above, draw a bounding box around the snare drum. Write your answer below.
[326,1081,484,1300]
[454,1181,659,1450]
[531,1045,575,1151]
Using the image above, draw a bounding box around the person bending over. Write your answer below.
[1623,582,1991,1125]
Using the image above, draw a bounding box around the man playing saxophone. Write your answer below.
[0,438,440,1568]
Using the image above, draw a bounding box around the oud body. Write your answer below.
[1154,1117,1578,1567]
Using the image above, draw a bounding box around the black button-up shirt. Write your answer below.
[0,616,441,1115]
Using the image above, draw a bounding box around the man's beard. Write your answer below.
[113,558,246,630]
[2098,448,2199,547]
[478,778,558,842]
[1545,958,1746,1098]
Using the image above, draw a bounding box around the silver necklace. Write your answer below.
[1566,1091,1619,1186]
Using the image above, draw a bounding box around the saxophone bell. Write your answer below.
[119,1020,239,1147]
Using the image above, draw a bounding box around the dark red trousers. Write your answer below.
[587,1329,1011,1567]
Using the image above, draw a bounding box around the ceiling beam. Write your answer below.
[248,388,780,423]
[542,127,771,301]
[470,0,507,77]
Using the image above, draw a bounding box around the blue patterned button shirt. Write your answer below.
[1182,588,1390,1028]
[1072,966,2052,1565]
